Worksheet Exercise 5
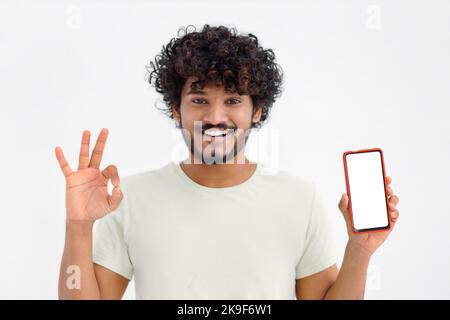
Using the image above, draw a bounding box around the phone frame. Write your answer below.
[343,147,392,234]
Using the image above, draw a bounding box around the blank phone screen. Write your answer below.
[345,151,389,231]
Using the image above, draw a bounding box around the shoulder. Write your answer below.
[256,163,316,198]
[119,162,175,193]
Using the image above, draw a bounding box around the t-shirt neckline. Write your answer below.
[171,160,260,193]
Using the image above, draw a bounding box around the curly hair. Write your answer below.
[147,24,284,129]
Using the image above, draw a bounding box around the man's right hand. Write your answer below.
[55,128,123,222]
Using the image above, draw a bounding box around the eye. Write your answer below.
[227,98,241,105]
[192,98,207,104]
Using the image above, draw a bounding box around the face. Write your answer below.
[172,77,262,165]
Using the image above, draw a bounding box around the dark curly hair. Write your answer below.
[147,24,284,129]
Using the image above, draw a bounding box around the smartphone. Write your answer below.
[343,148,391,233]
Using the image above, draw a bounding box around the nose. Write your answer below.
[202,102,230,126]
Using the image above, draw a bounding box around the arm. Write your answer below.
[325,176,399,299]
[295,243,370,300]
[94,264,129,299]
[56,129,127,299]
[297,176,399,299]
[323,242,371,299]
[296,264,338,300]
[58,221,129,299]
[58,221,100,299]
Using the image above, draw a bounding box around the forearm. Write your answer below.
[324,242,372,300]
[58,220,101,299]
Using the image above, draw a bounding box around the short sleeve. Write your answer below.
[296,181,338,279]
[93,182,134,280]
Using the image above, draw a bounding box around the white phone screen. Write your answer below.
[345,151,389,231]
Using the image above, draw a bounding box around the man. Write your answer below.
[55,24,400,299]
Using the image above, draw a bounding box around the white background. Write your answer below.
[1,0,449,299]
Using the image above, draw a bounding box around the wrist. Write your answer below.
[346,241,373,262]
[65,219,94,233]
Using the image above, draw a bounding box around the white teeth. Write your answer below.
[204,129,232,137]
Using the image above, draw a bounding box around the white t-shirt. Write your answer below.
[93,161,338,299]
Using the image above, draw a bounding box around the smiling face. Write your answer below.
[172,77,262,165]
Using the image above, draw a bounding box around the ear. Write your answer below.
[252,105,262,124]
[172,104,181,123]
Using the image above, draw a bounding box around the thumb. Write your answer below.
[338,193,349,213]
[108,185,123,211]
[338,193,352,229]
[101,164,123,211]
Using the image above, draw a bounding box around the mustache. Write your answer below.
[200,124,237,132]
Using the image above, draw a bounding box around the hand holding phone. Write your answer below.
[338,147,400,256]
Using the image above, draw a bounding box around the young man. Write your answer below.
[55,24,400,299]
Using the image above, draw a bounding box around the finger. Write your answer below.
[390,209,399,224]
[55,146,73,177]
[390,209,399,219]
[101,164,120,186]
[389,194,399,206]
[108,186,123,211]
[78,130,91,170]
[387,186,393,196]
[89,128,109,169]
[388,201,397,211]
[385,176,391,185]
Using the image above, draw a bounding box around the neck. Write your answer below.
[179,153,257,188]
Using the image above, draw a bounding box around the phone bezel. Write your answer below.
[343,148,392,234]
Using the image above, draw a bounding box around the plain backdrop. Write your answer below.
[0,0,449,299]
